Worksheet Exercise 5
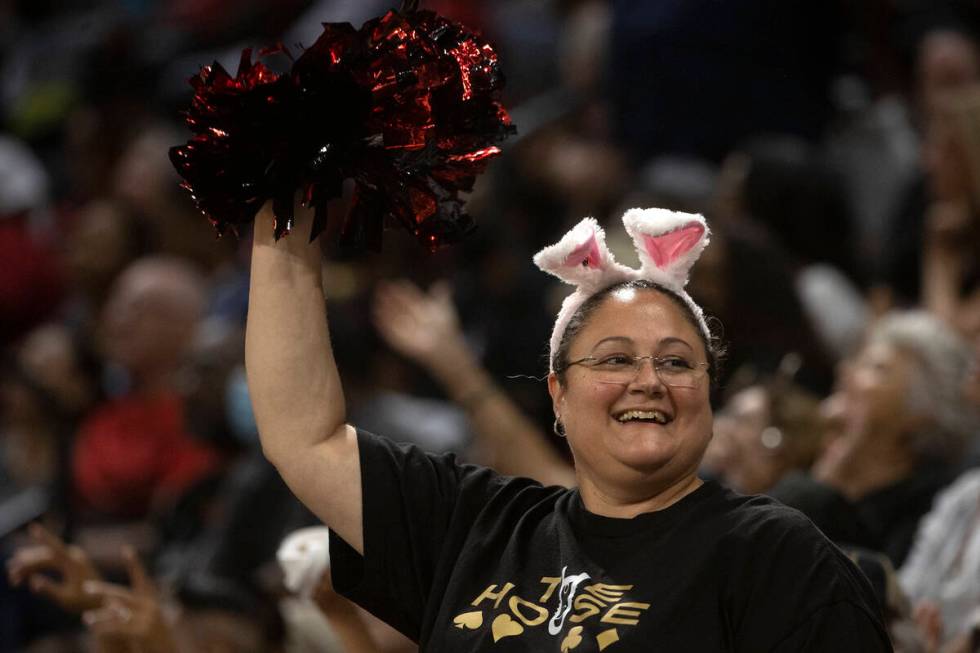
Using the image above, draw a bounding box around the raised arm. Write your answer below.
[246,201,363,552]
[922,200,968,325]
[373,280,575,487]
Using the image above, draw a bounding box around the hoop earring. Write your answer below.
[553,417,566,438]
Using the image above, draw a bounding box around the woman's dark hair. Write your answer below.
[552,279,725,385]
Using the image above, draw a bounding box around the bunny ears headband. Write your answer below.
[533,208,711,371]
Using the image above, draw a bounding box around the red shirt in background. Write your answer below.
[72,392,220,519]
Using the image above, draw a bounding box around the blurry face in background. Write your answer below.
[102,276,169,375]
[836,341,920,445]
[65,201,135,303]
[100,262,204,384]
[0,324,89,486]
[711,386,786,495]
[549,289,714,491]
[112,127,179,214]
[917,31,980,118]
[17,324,94,414]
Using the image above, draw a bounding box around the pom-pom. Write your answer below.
[169,4,515,251]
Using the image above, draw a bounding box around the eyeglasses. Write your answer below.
[563,354,709,388]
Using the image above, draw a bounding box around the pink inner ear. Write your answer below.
[563,234,602,269]
[642,223,704,268]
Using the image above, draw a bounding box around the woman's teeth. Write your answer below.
[617,410,669,424]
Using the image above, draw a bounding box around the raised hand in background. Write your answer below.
[7,522,103,614]
[81,546,178,653]
[373,280,575,488]
[373,280,465,371]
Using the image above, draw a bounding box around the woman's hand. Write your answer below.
[810,393,870,499]
[81,547,178,653]
[7,522,103,614]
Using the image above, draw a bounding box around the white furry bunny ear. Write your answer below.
[532,217,626,292]
[622,208,709,291]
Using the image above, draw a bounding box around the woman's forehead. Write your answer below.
[575,288,702,350]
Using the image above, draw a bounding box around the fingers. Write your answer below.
[914,600,945,652]
[83,580,137,607]
[83,599,136,636]
[122,546,153,596]
[27,574,69,604]
[8,521,69,585]
[373,278,462,364]
[376,280,426,319]
[371,288,403,341]
[7,546,58,586]
[28,522,68,555]
[373,282,423,342]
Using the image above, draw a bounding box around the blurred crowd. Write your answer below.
[1,0,979,651]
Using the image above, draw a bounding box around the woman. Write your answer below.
[773,310,977,567]
[247,203,890,650]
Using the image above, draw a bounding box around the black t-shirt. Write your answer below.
[331,430,892,652]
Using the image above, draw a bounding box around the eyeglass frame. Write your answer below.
[560,354,710,388]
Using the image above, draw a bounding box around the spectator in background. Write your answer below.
[7,523,283,652]
[72,256,220,524]
[685,218,837,395]
[712,136,870,361]
[772,310,977,567]
[877,29,980,308]
[0,135,64,344]
[920,86,980,333]
[917,29,980,123]
[704,362,826,496]
[1,323,98,520]
[900,467,980,652]
[60,198,148,339]
[373,279,575,487]
[110,122,238,274]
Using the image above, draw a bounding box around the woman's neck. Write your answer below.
[841,446,918,500]
[819,430,918,501]
[576,472,704,519]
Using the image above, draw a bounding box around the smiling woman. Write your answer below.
[548,283,715,514]
[247,204,893,651]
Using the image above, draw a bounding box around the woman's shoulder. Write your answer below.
[702,481,826,534]
[356,426,570,509]
[700,481,851,564]
[701,484,888,645]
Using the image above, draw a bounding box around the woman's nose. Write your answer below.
[629,357,665,391]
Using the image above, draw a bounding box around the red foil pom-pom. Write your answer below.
[169,5,515,251]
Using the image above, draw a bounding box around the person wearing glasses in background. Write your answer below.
[247,204,891,651]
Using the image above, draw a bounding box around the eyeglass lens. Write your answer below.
[592,356,704,388]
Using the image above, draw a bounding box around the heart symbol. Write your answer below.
[597,628,620,651]
[561,625,584,651]
[453,611,484,630]
[491,614,524,642]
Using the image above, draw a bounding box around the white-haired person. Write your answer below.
[247,201,890,651]
[772,310,977,568]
